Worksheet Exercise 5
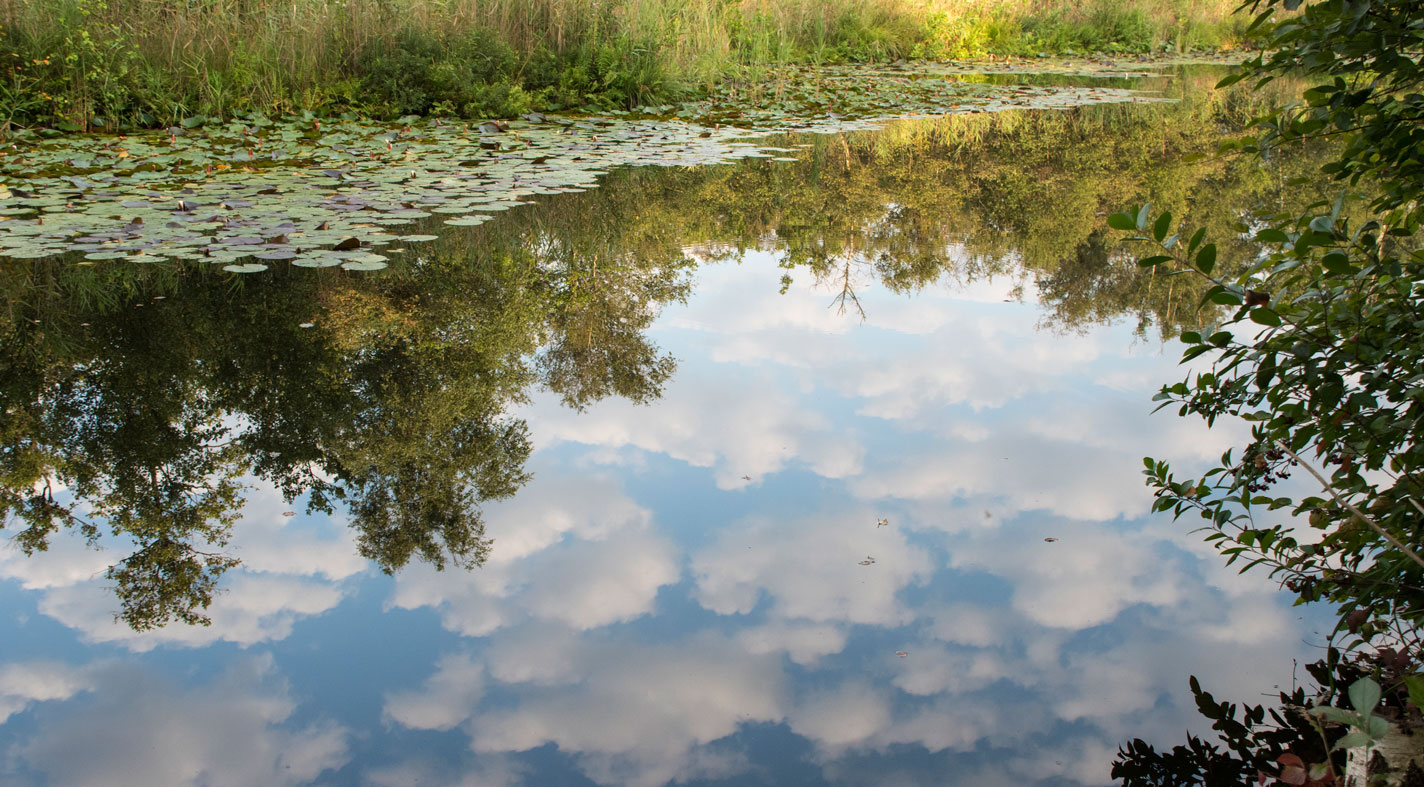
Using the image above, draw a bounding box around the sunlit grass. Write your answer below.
[0,0,1253,129]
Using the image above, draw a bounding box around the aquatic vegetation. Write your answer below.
[0,0,1250,130]
[0,71,1168,266]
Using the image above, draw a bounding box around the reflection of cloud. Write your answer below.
[484,622,584,686]
[0,661,91,724]
[225,482,365,580]
[384,653,484,731]
[925,603,1010,647]
[879,692,1053,755]
[481,474,653,564]
[390,529,678,637]
[737,621,847,665]
[526,373,864,489]
[850,389,1243,525]
[843,322,1103,416]
[5,655,348,786]
[466,636,786,787]
[891,643,1012,696]
[363,755,528,787]
[947,519,1185,630]
[788,682,892,748]
[692,509,932,626]
[1,479,363,650]
[388,473,678,637]
[36,573,346,651]
[519,532,680,630]
[851,433,1150,521]
[0,530,110,590]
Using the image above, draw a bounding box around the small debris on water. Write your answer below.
[895,651,908,658]
[1044,537,1059,542]
[859,556,876,566]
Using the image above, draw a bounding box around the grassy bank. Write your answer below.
[0,0,1250,130]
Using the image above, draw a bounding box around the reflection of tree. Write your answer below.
[0,71,1339,629]
[637,70,1332,337]
[0,216,689,628]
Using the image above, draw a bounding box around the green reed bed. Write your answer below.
[0,0,1252,130]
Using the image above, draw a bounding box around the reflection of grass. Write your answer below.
[0,0,1255,130]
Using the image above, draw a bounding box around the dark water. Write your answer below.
[0,69,1336,786]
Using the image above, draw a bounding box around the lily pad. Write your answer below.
[222,263,269,273]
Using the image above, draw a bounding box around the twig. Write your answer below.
[1275,439,1424,571]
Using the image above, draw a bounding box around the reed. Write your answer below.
[0,0,1253,130]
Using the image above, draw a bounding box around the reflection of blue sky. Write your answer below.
[0,250,1332,785]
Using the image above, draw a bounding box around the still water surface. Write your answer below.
[0,67,1334,785]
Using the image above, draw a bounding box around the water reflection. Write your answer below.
[1,72,1336,786]
[0,217,685,628]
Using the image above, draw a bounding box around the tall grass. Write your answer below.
[0,0,1253,130]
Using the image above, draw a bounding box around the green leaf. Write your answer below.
[1139,255,1174,268]
[1334,732,1373,751]
[1196,244,1217,274]
[1322,251,1352,274]
[1368,715,1391,738]
[1250,308,1281,326]
[1216,71,1248,89]
[1107,213,1136,231]
[1187,227,1208,254]
[1309,705,1357,725]
[1349,677,1382,715]
[1153,212,1173,243]
[1403,675,1424,711]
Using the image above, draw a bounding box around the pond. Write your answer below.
[0,63,1337,785]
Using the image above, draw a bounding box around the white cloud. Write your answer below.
[361,756,528,787]
[467,635,787,787]
[518,531,680,630]
[0,530,110,591]
[384,653,484,731]
[788,682,893,748]
[225,482,365,580]
[1,478,363,650]
[946,519,1186,630]
[35,573,346,651]
[483,622,585,686]
[0,661,92,724]
[736,621,848,665]
[481,474,653,564]
[525,372,863,489]
[5,655,348,787]
[388,474,679,637]
[925,603,1012,647]
[691,509,932,626]
[890,643,1013,696]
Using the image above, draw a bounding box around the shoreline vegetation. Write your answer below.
[0,0,1250,130]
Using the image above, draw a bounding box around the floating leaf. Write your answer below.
[341,259,388,271]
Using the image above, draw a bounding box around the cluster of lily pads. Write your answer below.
[876,52,1250,79]
[0,65,1172,269]
[630,64,1173,127]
